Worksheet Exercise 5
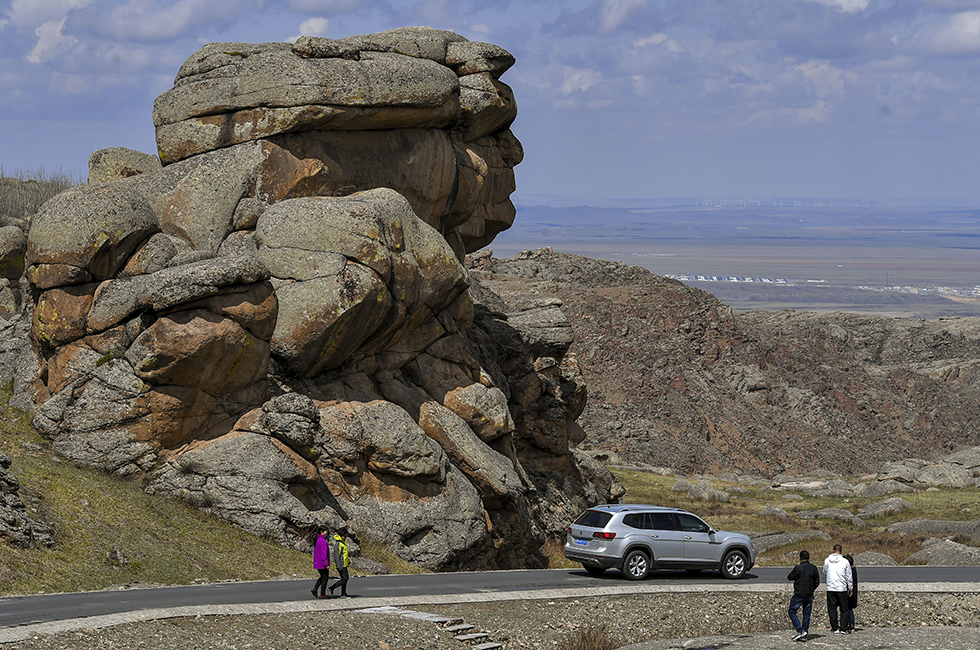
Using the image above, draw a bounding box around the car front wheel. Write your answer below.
[720,550,748,579]
[622,550,650,580]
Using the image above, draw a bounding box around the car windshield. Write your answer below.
[574,510,613,528]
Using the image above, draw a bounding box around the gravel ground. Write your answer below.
[4,590,980,650]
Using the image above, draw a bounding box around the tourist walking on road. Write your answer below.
[787,549,820,642]
[844,553,858,630]
[329,532,350,598]
[311,529,331,599]
[822,544,853,634]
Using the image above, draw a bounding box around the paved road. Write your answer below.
[3,566,979,630]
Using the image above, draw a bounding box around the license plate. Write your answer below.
[574,538,588,546]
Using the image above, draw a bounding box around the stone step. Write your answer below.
[454,632,489,643]
[444,623,475,633]
[471,643,503,650]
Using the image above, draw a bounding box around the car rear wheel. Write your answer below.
[622,550,650,580]
[584,565,606,575]
[720,550,748,579]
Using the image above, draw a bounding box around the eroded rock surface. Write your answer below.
[6,27,622,569]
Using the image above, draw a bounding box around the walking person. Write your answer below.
[311,529,330,599]
[328,532,350,598]
[844,553,858,631]
[787,549,820,641]
[822,544,853,634]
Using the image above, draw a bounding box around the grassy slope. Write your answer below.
[611,469,980,565]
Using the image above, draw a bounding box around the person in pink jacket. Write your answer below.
[311,529,331,598]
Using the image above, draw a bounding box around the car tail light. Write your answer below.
[593,531,616,540]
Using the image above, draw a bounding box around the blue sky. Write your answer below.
[3,0,980,204]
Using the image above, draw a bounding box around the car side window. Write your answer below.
[677,513,710,533]
[646,512,678,531]
[622,513,644,529]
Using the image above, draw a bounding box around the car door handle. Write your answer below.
[684,536,692,540]
[649,534,658,538]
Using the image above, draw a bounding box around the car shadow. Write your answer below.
[569,569,761,581]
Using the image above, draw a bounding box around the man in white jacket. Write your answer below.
[822,544,854,634]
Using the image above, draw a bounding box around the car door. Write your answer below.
[644,512,686,566]
[677,513,722,566]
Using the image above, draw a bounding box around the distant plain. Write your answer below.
[493,202,980,318]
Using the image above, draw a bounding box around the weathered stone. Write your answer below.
[268,129,458,232]
[125,309,269,395]
[419,401,522,507]
[88,147,162,184]
[750,530,832,554]
[505,299,575,359]
[903,538,980,566]
[87,255,270,333]
[796,507,867,528]
[442,383,513,442]
[456,74,517,142]
[913,462,974,488]
[886,518,980,540]
[857,478,916,498]
[154,47,460,163]
[446,40,515,78]
[0,225,26,281]
[27,182,159,282]
[32,283,98,347]
[687,480,731,503]
[0,454,55,548]
[857,497,914,519]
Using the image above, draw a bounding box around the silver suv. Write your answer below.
[564,504,755,580]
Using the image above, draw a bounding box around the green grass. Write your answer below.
[609,467,980,565]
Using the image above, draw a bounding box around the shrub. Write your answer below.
[557,625,624,650]
[0,168,80,229]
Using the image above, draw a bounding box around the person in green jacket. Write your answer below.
[328,533,350,598]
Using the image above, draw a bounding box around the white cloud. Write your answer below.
[913,10,980,54]
[599,0,649,35]
[633,33,667,48]
[806,0,870,12]
[6,0,95,28]
[288,0,360,11]
[26,17,77,63]
[298,16,329,37]
[560,67,602,94]
[795,60,845,98]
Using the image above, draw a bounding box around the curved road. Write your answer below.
[2,566,979,634]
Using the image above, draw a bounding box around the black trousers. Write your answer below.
[330,566,349,595]
[313,568,330,596]
[827,591,851,631]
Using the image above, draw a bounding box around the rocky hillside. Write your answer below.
[468,248,980,476]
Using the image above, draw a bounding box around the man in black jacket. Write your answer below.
[787,549,820,641]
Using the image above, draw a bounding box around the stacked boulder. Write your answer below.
[17,27,622,569]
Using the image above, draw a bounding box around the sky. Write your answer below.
[3,0,980,205]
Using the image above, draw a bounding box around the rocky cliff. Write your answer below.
[0,27,623,567]
[469,249,980,476]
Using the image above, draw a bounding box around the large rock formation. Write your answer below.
[11,27,622,568]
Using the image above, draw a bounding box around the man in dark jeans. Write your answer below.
[787,550,820,641]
